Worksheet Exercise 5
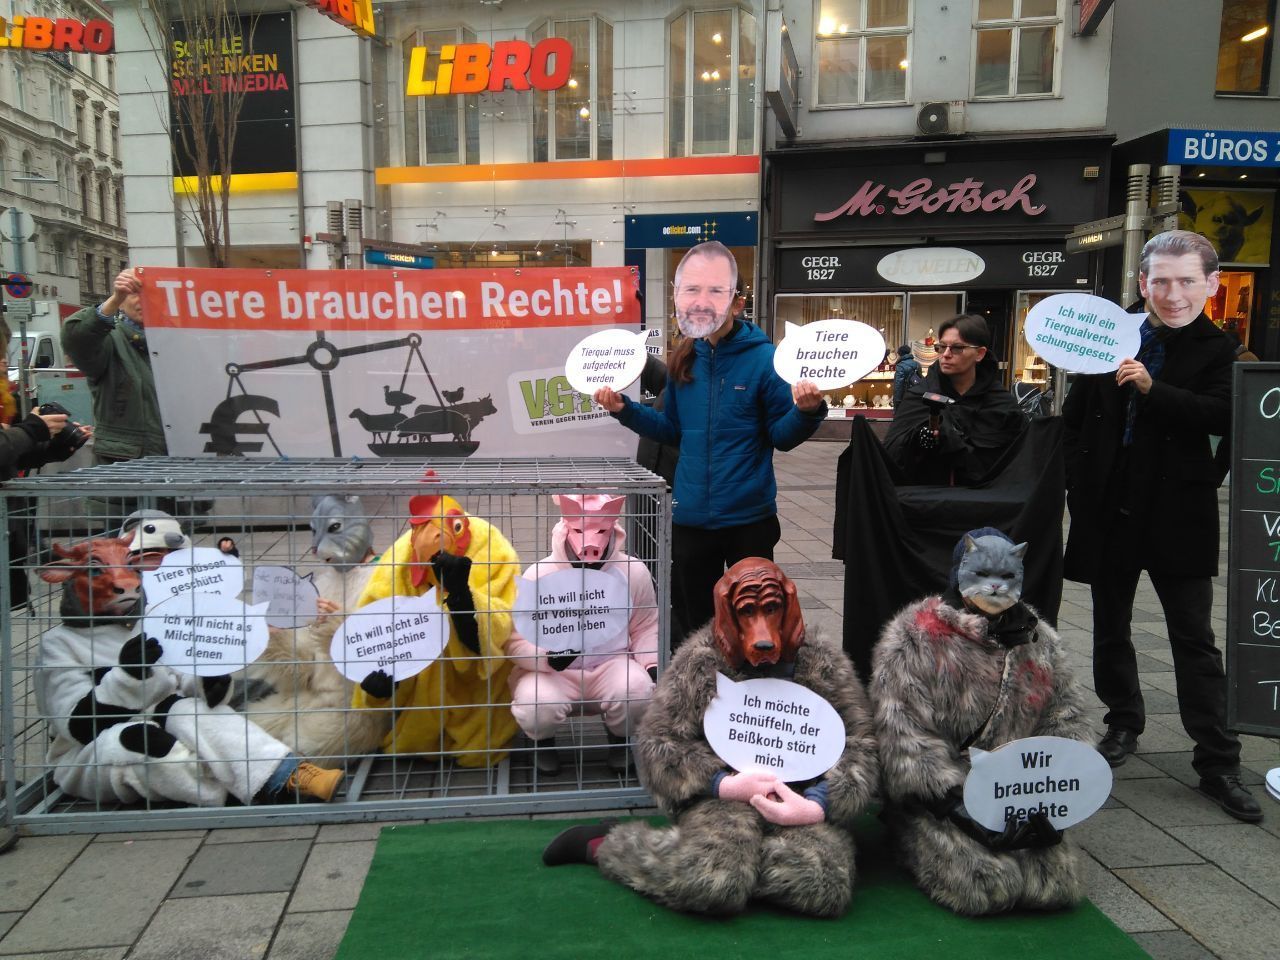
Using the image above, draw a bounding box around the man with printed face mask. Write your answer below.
[1063,230,1261,823]
[595,241,827,651]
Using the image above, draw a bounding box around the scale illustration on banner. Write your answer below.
[197,331,497,458]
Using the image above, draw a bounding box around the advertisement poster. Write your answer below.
[140,266,641,459]
[1178,188,1274,267]
[169,12,297,177]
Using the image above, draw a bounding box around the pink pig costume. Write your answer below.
[506,495,659,767]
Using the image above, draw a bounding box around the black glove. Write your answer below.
[201,674,232,708]
[547,652,577,672]
[433,552,481,655]
[118,635,163,680]
[432,551,473,597]
[118,721,177,758]
[647,665,658,683]
[915,422,939,451]
[360,668,396,700]
[924,785,965,820]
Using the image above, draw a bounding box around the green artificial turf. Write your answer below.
[335,815,1150,960]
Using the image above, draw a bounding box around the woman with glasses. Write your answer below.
[595,241,827,650]
[883,313,1024,486]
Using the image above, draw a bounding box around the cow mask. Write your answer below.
[712,557,805,670]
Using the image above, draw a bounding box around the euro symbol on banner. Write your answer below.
[199,395,280,455]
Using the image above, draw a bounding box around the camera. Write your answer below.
[38,401,91,451]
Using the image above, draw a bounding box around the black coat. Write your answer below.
[1062,313,1233,582]
[884,357,1025,486]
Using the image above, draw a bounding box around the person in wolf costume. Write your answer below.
[870,528,1091,916]
[543,558,878,918]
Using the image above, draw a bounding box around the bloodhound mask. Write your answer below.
[712,558,805,670]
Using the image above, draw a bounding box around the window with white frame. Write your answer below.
[815,1,911,106]
[532,17,613,162]
[973,0,1060,98]
[401,27,480,166]
[53,239,66,276]
[669,7,757,157]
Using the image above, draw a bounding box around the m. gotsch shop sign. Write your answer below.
[814,174,1046,222]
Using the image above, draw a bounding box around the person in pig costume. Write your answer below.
[506,494,659,775]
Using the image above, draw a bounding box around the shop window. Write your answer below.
[973,0,1060,99]
[532,18,612,162]
[1207,271,1257,348]
[400,27,480,166]
[814,0,911,107]
[669,7,757,157]
[1217,0,1275,94]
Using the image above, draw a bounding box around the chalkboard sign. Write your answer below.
[1227,362,1280,737]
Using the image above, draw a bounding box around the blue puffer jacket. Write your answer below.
[615,321,827,528]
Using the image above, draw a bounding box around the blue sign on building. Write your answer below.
[624,212,758,248]
[364,249,435,269]
[1168,129,1280,169]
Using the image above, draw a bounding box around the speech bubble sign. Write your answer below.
[1023,293,1144,374]
[144,593,270,677]
[564,328,648,394]
[142,546,244,602]
[773,319,886,390]
[702,673,846,782]
[252,566,321,629]
[329,592,449,683]
[963,735,1114,831]
[512,568,629,667]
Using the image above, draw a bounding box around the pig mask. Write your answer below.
[553,494,624,568]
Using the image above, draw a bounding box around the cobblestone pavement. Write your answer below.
[2,440,1276,959]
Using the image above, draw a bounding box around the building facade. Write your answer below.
[0,0,127,320]
[1104,0,1280,359]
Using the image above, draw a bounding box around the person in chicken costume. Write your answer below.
[351,490,520,767]
[542,558,879,917]
[507,494,659,775]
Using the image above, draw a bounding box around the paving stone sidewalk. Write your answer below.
[2,441,1277,959]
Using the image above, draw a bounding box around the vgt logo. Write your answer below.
[0,17,114,53]
[406,39,572,95]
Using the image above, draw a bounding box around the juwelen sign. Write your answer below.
[0,15,113,53]
[406,39,572,95]
[1228,362,1280,737]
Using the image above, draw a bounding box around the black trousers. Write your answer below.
[1091,564,1241,778]
[670,515,782,651]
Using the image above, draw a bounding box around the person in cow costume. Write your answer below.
[542,558,878,918]
[506,494,659,775]
[35,536,344,807]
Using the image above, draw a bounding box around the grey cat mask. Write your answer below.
[955,533,1028,616]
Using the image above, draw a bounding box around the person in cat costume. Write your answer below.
[542,557,879,918]
[870,528,1091,916]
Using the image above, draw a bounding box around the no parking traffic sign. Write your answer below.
[3,273,33,298]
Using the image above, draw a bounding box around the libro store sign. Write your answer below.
[778,245,1089,291]
[0,16,113,53]
[303,0,375,39]
[406,39,572,96]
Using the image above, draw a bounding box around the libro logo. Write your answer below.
[0,16,114,53]
[405,38,572,95]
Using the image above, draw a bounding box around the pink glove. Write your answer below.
[717,771,781,804]
[750,782,825,826]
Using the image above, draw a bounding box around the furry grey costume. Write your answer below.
[870,596,1091,916]
[596,624,878,917]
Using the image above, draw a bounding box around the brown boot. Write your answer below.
[286,762,344,802]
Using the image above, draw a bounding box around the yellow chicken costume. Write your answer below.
[351,493,520,767]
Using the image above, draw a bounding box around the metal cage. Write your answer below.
[2,456,669,834]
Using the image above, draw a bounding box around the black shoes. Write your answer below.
[1098,727,1139,767]
[1198,775,1264,823]
[531,737,561,777]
